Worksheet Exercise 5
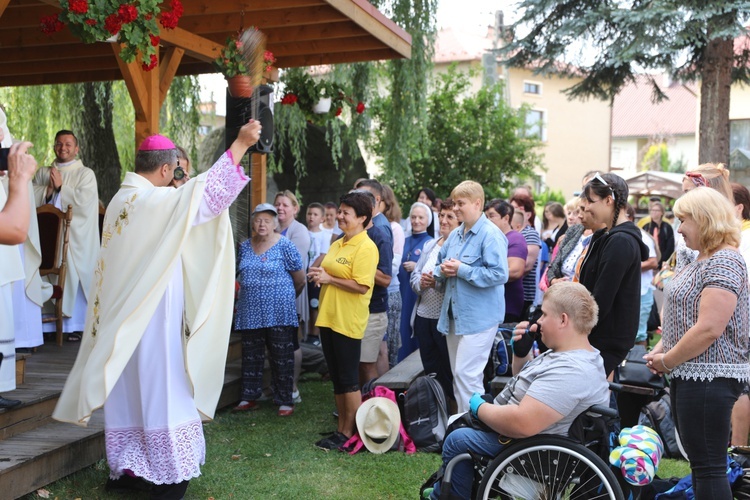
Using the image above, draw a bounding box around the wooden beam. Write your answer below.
[0,69,124,87]
[114,45,160,148]
[0,54,118,76]
[159,27,223,63]
[177,6,348,33]
[261,21,367,43]
[180,0,326,16]
[325,0,411,59]
[0,43,109,64]
[159,46,185,108]
[251,153,267,210]
[279,48,398,68]
[0,3,51,28]
[271,35,384,58]
[0,0,13,18]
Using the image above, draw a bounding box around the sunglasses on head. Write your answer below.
[685,171,707,187]
[590,172,616,203]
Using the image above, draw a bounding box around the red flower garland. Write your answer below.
[282,94,299,105]
[69,0,89,15]
[41,14,64,35]
[118,4,138,24]
[159,0,183,30]
[104,13,122,35]
[141,54,158,71]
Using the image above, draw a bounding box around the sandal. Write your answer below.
[67,333,82,342]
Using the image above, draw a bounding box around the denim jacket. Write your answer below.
[433,213,508,335]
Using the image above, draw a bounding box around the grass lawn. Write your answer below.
[22,372,691,499]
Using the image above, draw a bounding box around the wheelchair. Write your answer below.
[437,404,628,500]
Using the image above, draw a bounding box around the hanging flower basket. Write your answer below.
[40,0,184,71]
[214,30,276,79]
[227,75,255,98]
[312,97,332,114]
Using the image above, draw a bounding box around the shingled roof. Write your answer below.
[612,74,697,139]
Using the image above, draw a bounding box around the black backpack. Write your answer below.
[638,388,681,458]
[403,374,449,452]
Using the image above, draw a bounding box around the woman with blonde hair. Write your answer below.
[274,190,311,403]
[675,163,734,271]
[646,187,748,499]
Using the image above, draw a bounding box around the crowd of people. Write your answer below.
[2,99,749,498]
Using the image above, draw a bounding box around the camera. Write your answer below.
[0,148,9,172]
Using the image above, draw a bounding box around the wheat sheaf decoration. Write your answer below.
[239,27,268,90]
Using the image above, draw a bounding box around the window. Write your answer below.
[524,109,546,141]
[730,119,750,152]
[523,81,542,95]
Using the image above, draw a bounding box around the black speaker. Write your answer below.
[224,84,274,154]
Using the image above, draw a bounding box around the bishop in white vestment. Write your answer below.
[32,130,99,335]
[54,121,261,498]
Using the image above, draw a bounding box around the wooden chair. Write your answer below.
[37,204,72,346]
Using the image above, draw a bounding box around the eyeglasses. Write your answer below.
[590,172,616,203]
[685,171,707,187]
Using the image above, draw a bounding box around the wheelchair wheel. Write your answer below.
[475,435,624,500]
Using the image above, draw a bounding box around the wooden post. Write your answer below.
[251,153,267,207]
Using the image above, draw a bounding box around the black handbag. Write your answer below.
[618,345,667,390]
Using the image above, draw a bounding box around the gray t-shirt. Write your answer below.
[494,348,610,436]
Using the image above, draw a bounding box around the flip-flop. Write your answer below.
[67,333,82,342]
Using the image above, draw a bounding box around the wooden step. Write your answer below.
[0,412,104,500]
[0,333,244,498]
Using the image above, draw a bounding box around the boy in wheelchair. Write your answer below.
[428,282,610,499]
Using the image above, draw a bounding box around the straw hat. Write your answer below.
[356,397,401,454]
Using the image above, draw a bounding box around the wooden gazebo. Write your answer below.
[0,0,411,139]
[0,0,411,206]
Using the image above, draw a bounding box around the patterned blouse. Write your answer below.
[662,249,750,382]
[234,237,303,330]
[415,240,444,320]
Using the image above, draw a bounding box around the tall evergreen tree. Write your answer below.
[503,1,750,165]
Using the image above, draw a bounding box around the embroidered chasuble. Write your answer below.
[32,161,99,319]
[0,183,24,391]
[54,151,248,484]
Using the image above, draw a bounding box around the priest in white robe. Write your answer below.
[1,115,51,350]
[0,113,38,408]
[32,130,99,338]
[54,120,261,498]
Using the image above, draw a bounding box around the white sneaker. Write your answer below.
[292,390,302,404]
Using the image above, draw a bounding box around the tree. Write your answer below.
[503,1,750,165]
[375,66,542,203]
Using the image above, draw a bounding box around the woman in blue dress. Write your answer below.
[233,204,306,416]
[398,202,434,361]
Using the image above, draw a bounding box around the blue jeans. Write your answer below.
[636,289,653,343]
[672,376,743,499]
[431,427,504,499]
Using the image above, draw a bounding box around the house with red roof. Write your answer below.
[610,74,698,175]
[434,27,612,197]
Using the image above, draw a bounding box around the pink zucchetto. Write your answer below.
[138,134,176,151]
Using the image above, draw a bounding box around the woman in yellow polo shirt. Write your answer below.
[308,191,378,451]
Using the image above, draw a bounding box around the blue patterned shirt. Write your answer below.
[234,237,303,330]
